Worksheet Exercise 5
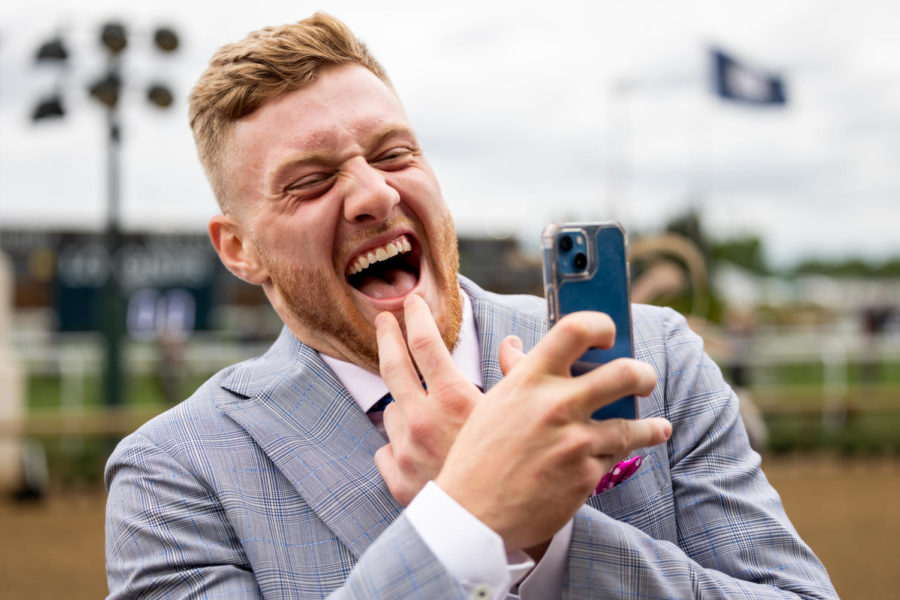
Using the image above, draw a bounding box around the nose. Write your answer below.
[342,158,401,224]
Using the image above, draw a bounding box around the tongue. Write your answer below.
[355,267,418,299]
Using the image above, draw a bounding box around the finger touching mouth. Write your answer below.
[346,234,421,300]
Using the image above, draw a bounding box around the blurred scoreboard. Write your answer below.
[0,229,225,338]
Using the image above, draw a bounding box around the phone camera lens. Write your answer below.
[574,252,587,270]
[559,235,573,252]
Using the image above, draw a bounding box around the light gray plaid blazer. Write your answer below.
[105,276,837,599]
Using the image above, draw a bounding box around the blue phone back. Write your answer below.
[544,223,636,420]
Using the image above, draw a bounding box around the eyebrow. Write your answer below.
[265,123,417,193]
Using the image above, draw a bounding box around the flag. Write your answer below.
[712,48,787,106]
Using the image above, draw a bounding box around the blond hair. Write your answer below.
[189,13,390,211]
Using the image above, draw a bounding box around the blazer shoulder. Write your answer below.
[123,369,238,445]
[632,304,702,353]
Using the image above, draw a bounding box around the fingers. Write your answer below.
[373,443,397,489]
[374,443,414,507]
[381,402,405,446]
[376,311,426,404]
[402,295,472,396]
[575,358,657,417]
[587,417,672,457]
[498,335,525,376]
[527,312,617,375]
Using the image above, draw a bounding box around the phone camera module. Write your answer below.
[574,252,587,270]
[559,235,573,252]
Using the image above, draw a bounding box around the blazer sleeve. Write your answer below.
[105,432,262,599]
[105,432,466,600]
[564,308,838,599]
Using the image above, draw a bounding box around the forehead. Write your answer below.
[227,64,410,180]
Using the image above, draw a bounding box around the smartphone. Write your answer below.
[541,221,636,420]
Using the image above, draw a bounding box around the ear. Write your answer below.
[208,214,269,285]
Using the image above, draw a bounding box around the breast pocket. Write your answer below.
[585,446,675,542]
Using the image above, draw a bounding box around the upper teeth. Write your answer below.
[347,236,412,275]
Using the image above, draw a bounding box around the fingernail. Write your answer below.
[509,336,523,351]
[374,312,388,330]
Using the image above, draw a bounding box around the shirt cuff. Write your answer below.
[517,518,572,599]
[405,481,534,600]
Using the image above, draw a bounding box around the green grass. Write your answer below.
[27,372,217,411]
[756,360,900,387]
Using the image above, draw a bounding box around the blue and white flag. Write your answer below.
[712,48,787,106]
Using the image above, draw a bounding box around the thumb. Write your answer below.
[499,335,526,376]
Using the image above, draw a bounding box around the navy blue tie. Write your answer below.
[368,393,394,413]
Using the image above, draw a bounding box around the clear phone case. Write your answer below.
[541,221,636,419]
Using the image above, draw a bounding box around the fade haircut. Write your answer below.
[188,13,391,212]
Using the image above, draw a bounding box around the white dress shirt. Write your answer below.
[322,291,572,600]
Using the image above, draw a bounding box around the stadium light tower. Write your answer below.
[32,22,180,407]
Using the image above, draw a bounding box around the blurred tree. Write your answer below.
[664,205,712,266]
[792,256,900,278]
[712,235,769,275]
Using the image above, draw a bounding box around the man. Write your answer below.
[105,13,837,599]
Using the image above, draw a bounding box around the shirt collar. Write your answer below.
[321,289,483,413]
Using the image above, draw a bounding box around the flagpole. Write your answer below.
[605,78,634,225]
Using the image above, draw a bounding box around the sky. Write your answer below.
[1,0,899,267]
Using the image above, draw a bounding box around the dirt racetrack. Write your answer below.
[1,453,897,599]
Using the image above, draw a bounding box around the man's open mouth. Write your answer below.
[346,234,420,299]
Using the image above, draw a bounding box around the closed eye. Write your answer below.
[285,172,335,196]
[371,147,415,170]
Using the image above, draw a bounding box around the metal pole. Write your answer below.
[101,54,125,407]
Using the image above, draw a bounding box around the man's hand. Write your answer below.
[435,309,670,551]
[373,294,523,505]
[375,294,672,552]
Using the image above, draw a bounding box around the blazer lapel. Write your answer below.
[215,327,402,561]
[462,277,548,391]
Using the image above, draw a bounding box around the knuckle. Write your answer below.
[557,314,592,344]
[395,449,418,473]
[405,414,437,447]
[407,330,433,355]
[567,426,594,456]
[610,419,632,454]
[542,397,577,426]
[381,403,398,422]
[429,381,473,416]
[616,360,642,388]
[379,356,405,381]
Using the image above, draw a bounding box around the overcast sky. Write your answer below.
[2,0,899,267]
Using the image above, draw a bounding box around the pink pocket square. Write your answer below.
[592,455,642,496]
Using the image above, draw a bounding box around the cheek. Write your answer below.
[393,173,449,226]
[266,208,339,261]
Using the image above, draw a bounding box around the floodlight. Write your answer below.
[147,84,173,108]
[36,38,69,62]
[154,28,179,52]
[32,96,65,121]
[101,23,127,54]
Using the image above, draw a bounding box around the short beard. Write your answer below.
[258,224,464,373]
